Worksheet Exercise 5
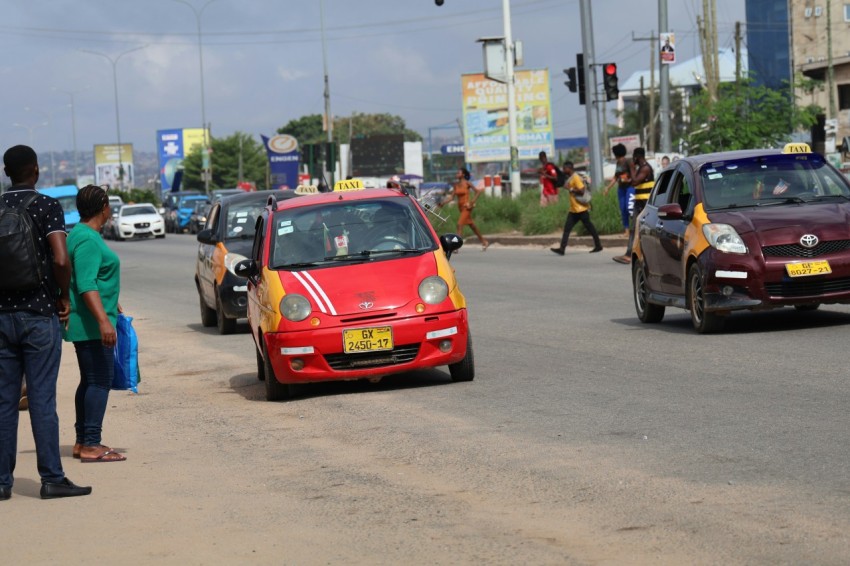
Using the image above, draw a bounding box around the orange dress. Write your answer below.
[454,180,475,225]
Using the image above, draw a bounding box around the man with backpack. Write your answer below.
[0,145,92,500]
[538,151,560,207]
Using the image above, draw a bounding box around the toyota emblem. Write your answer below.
[359,301,374,310]
[799,234,818,248]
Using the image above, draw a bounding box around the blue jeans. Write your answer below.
[73,340,115,446]
[618,185,635,230]
[0,312,65,487]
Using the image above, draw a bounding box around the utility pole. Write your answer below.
[827,0,836,118]
[320,0,334,184]
[632,31,658,152]
[502,0,521,198]
[658,0,671,153]
[579,0,603,187]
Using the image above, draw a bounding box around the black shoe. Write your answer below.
[549,247,565,256]
[589,246,603,253]
[40,478,92,499]
[0,486,10,500]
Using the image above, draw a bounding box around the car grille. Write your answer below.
[324,344,420,371]
[765,276,850,298]
[762,239,850,258]
[134,222,151,229]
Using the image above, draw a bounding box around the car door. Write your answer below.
[655,167,695,295]
[638,168,675,292]
[197,202,221,306]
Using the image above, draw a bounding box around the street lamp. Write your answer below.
[13,120,47,147]
[81,45,146,190]
[53,86,87,186]
[173,0,217,194]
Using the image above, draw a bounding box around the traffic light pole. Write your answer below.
[579,0,603,188]
[659,0,671,153]
[502,0,521,198]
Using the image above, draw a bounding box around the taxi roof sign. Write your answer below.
[782,142,812,154]
[294,184,320,195]
[333,179,365,192]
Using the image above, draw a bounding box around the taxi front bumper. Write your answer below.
[263,309,469,384]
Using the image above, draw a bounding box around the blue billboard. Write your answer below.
[261,134,300,189]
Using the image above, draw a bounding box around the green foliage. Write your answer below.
[182,132,267,192]
[687,78,820,153]
[277,112,423,144]
[109,188,161,206]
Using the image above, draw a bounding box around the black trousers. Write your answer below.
[558,210,602,250]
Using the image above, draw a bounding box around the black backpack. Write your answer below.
[0,192,45,291]
[553,167,567,188]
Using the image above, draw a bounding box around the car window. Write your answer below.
[122,205,157,216]
[701,153,850,209]
[667,171,694,214]
[224,202,268,240]
[206,203,220,232]
[649,169,675,206]
[252,215,265,261]
[269,198,438,269]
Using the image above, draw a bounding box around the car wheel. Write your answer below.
[688,264,724,334]
[448,332,475,382]
[633,259,665,323]
[115,232,125,242]
[794,304,820,311]
[199,292,216,327]
[256,343,265,381]
[156,234,166,239]
[215,290,237,335]
[263,343,293,401]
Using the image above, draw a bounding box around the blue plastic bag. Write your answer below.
[112,313,139,393]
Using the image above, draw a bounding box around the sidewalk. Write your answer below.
[483,230,629,249]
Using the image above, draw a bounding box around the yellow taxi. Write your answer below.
[632,143,850,333]
[235,179,472,400]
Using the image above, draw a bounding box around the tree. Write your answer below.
[277,112,423,144]
[181,132,268,191]
[687,79,821,153]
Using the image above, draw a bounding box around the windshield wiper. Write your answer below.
[756,196,807,205]
[281,262,322,269]
[357,248,421,257]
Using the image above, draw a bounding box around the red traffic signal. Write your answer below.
[603,62,619,101]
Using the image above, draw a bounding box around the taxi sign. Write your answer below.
[333,179,365,192]
[294,184,320,195]
[782,142,812,154]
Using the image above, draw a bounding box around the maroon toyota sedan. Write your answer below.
[632,143,850,333]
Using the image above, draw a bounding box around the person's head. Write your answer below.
[458,167,470,181]
[612,143,627,158]
[3,145,39,184]
[633,147,646,162]
[77,185,110,222]
[661,155,670,167]
[562,161,575,174]
[538,151,548,164]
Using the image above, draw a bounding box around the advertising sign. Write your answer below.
[461,69,554,163]
[660,33,676,64]
[94,144,134,189]
[156,128,209,192]
[261,134,300,190]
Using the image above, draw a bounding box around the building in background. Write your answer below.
[745,0,791,90]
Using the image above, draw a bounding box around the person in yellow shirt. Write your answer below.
[550,161,602,255]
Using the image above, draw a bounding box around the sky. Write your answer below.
[0,0,746,161]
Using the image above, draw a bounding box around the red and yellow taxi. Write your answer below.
[235,179,472,400]
[632,143,850,333]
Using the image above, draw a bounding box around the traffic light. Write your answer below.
[576,53,586,105]
[603,62,619,101]
[564,67,577,92]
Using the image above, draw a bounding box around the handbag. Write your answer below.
[112,313,140,393]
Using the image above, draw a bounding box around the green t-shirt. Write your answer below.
[63,223,121,342]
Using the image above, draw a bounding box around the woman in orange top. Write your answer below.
[440,168,489,251]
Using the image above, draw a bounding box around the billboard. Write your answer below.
[351,134,404,177]
[261,134,299,189]
[156,128,209,192]
[94,144,134,189]
[461,69,554,163]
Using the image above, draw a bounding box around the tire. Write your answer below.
[632,260,665,323]
[263,343,293,401]
[688,264,724,334]
[156,234,166,239]
[199,292,216,327]
[449,332,475,382]
[215,290,237,335]
[794,304,820,311]
[256,343,265,381]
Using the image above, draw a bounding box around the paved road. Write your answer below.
[6,233,850,564]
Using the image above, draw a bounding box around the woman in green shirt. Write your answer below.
[64,185,126,463]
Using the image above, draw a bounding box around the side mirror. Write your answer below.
[157,207,166,215]
[234,258,258,279]
[196,228,217,244]
[439,233,464,260]
[657,203,683,220]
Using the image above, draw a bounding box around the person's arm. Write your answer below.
[633,163,650,185]
[47,232,71,322]
[469,182,484,207]
[541,164,557,181]
[81,291,117,347]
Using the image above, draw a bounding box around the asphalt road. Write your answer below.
[6,233,850,564]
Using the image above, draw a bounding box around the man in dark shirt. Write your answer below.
[0,145,91,500]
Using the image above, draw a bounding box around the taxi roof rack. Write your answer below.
[267,193,277,209]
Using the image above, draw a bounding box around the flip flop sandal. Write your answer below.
[81,448,126,463]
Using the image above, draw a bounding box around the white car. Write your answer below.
[111,203,166,240]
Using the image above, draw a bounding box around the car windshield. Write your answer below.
[224,202,267,240]
[55,195,78,213]
[700,153,850,210]
[269,197,438,269]
[122,205,157,216]
[179,197,207,208]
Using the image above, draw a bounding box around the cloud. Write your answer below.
[276,67,309,82]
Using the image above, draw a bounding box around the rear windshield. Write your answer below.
[700,153,850,209]
[223,201,268,240]
[122,205,157,216]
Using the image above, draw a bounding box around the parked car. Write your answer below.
[110,203,166,240]
[195,190,300,334]
[632,142,850,333]
[235,180,470,401]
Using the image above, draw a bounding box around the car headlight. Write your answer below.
[703,223,747,254]
[280,294,312,322]
[224,252,248,276]
[418,276,448,304]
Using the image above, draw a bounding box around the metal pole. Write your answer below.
[659,0,671,153]
[320,0,334,184]
[579,0,603,187]
[502,0,521,197]
[53,87,85,185]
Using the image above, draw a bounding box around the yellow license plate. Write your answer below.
[785,260,832,277]
[343,326,393,354]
